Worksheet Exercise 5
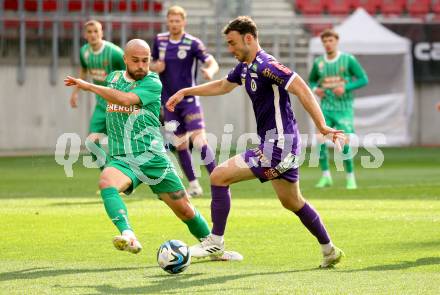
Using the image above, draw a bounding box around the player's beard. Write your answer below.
[128,68,147,81]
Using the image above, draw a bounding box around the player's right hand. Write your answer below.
[315,87,325,98]
[69,92,78,108]
[154,61,166,74]
[166,90,185,112]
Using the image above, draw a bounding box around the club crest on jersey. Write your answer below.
[177,49,187,59]
[103,60,109,67]
[250,79,257,92]
[319,61,324,70]
[251,64,258,71]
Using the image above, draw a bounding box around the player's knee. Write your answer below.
[178,204,195,221]
[210,167,229,186]
[280,193,304,212]
[98,174,113,190]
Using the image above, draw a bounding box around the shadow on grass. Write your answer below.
[0,266,147,282]
[49,197,144,207]
[61,268,316,294]
[344,256,440,272]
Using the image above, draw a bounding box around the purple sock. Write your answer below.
[295,203,331,244]
[200,144,216,174]
[177,149,196,182]
[211,185,231,236]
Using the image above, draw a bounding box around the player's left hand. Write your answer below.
[64,76,92,91]
[333,86,345,97]
[166,90,185,112]
[201,67,214,80]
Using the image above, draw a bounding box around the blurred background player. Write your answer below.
[150,5,219,197]
[167,16,344,268]
[309,28,368,190]
[69,20,125,172]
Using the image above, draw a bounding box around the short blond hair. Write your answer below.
[84,20,102,30]
[167,5,186,19]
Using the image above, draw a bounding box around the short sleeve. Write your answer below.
[226,64,243,85]
[129,76,162,106]
[260,60,297,90]
[193,38,210,63]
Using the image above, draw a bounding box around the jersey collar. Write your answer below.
[324,51,341,63]
[90,40,107,55]
[123,71,135,82]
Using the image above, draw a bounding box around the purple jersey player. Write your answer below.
[167,16,345,268]
[150,5,219,197]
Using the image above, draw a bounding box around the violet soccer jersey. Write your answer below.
[152,32,211,103]
[227,50,300,152]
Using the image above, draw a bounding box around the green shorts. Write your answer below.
[322,109,355,133]
[89,97,107,134]
[106,153,184,195]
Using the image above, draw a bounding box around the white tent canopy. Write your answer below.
[308,8,414,146]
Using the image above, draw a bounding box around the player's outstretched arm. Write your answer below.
[64,76,140,106]
[69,68,87,108]
[287,75,345,148]
[166,78,237,112]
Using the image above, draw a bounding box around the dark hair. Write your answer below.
[223,16,258,39]
[320,28,339,40]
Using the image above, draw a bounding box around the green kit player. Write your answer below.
[309,29,368,190]
[69,20,125,169]
[64,39,242,261]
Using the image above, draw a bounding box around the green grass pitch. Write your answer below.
[1,147,439,294]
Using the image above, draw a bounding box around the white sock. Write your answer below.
[346,172,355,180]
[122,230,136,239]
[211,234,224,244]
[321,242,334,255]
[323,170,331,178]
[189,179,200,188]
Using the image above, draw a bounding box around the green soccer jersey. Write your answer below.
[104,70,164,157]
[309,51,368,111]
[80,40,125,108]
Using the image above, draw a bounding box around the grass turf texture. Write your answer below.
[1,147,439,294]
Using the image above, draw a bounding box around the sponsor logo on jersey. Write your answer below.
[262,68,284,85]
[321,76,346,89]
[256,56,263,64]
[251,64,258,71]
[178,45,191,50]
[269,61,292,74]
[182,38,193,45]
[107,103,140,114]
[251,147,271,167]
[250,73,258,78]
[89,68,107,82]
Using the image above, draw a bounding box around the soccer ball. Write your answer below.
[157,240,191,274]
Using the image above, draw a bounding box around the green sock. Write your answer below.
[100,187,132,233]
[86,139,108,171]
[183,209,210,241]
[342,144,354,173]
[319,143,330,171]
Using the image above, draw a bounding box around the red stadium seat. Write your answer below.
[379,0,406,15]
[117,0,139,12]
[93,0,113,12]
[68,0,82,12]
[433,0,440,15]
[355,0,381,14]
[296,0,326,15]
[407,0,430,17]
[326,0,355,15]
[4,0,18,10]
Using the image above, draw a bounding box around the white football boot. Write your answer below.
[210,250,244,261]
[190,235,224,258]
[320,246,344,268]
